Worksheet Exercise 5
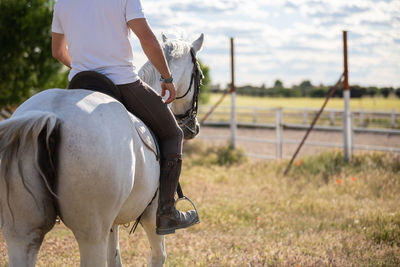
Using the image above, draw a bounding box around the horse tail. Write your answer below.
[0,111,61,224]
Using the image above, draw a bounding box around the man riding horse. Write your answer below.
[51,0,199,235]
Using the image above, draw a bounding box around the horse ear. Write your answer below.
[192,33,204,53]
[162,33,168,43]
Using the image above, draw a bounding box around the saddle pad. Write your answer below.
[134,120,160,161]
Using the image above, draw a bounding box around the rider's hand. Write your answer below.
[161,81,177,104]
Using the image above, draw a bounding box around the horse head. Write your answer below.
[163,34,204,139]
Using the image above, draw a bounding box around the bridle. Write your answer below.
[174,47,204,135]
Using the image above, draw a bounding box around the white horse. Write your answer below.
[0,34,204,267]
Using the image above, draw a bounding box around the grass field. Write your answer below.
[1,144,400,266]
[207,94,400,111]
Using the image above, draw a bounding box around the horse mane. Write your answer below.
[138,61,158,85]
[139,39,191,86]
[162,39,191,62]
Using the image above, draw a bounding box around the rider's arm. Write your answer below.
[128,18,171,80]
[128,18,176,104]
[51,32,72,68]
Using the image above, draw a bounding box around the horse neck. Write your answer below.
[138,61,161,95]
[138,58,193,115]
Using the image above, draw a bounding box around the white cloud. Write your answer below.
[131,0,400,87]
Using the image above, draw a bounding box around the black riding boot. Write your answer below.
[156,155,199,235]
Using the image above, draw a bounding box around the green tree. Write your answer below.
[0,0,68,108]
[299,80,313,96]
[350,85,367,98]
[395,88,400,99]
[309,86,328,97]
[276,88,300,97]
[273,79,283,89]
[198,59,211,104]
[380,87,393,98]
[367,87,378,97]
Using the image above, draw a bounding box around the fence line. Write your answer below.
[198,106,400,159]
[199,105,400,134]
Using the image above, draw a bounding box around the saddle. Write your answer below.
[68,71,122,100]
[68,71,160,160]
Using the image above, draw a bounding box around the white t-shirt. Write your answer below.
[52,0,145,84]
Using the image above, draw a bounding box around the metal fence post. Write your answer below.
[343,95,352,161]
[253,107,258,123]
[230,37,236,149]
[231,92,237,148]
[276,108,283,159]
[343,31,352,162]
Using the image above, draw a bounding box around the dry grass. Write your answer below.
[1,144,400,266]
[208,94,400,111]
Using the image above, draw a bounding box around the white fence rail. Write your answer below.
[199,106,400,134]
[198,106,400,159]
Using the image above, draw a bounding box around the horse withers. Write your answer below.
[0,34,204,267]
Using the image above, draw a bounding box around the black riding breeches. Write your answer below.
[117,79,183,158]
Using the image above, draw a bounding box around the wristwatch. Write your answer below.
[160,75,174,83]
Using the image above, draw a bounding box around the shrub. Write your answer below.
[289,150,345,183]
[183,142,247,166]
[214,144,247,166]
[286,151,399,184]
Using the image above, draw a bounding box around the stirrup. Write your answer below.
[175,195,200,221]
[156,195,200,235]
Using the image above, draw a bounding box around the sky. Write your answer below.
[130,0,400,88]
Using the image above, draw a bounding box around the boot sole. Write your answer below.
[156,217,200,235]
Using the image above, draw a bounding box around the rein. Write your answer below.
[174,48,203,131]
[176,48,202,100]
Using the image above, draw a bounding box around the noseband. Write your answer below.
[174,48,203,135]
